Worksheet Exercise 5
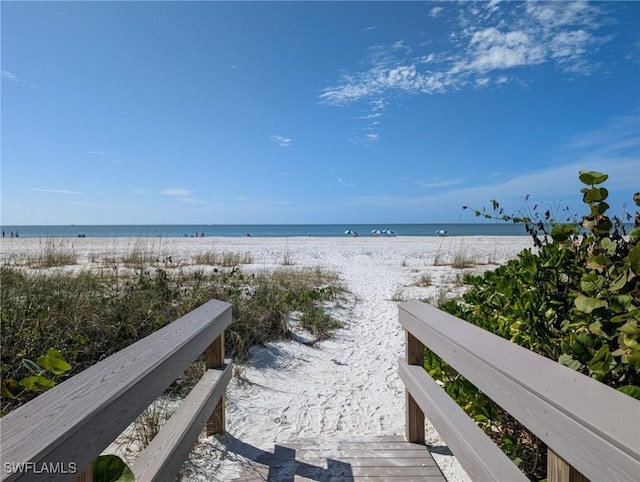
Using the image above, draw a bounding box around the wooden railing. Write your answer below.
[0,299,233,482]
[399,300,640,482]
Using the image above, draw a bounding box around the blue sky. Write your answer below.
[2,1,639,225]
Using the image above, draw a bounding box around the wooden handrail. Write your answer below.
[399,300,640,482]
[0,299,232,482]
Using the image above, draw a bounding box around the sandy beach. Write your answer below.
[1,236,534,481]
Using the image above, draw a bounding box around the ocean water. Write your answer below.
[0,223,533,238]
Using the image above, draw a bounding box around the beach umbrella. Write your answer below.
[435,229,448,236]
[371,229,382,236]
[345,229,359,236]
[382,229,396,237]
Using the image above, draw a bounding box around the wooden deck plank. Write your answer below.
[258,449,432,459]
[132,364,232,482]
[231,436,447,482]
[279,441,428,450]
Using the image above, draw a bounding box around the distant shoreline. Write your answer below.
[0,223,539,239]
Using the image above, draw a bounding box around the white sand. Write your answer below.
[1,236,534,481]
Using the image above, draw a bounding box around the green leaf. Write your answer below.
[618,385,640,400]
[587,255,611,270]
[550,224,575,242]
[589,202,610,217]
[589,346,614,375]
[629,245,640,275]
[629,227,640,240]
[619,321,640,337]
[1,381,17,399]
[92,455,135,482]
[588,321,606,337]
[600,237,616,255]
[608,272,627,293]
[22,359,43,376]
[19,376,56,391]
[579,171,608,185]
[583,187,609,203]
[37,350,72,375]
[574,296,607,313]
[558,353,581,371]
[580,272,604,294]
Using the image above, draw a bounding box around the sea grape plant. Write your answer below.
[455,170,639,391]
[424,171,639,478]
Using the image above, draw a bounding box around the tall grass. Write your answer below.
[11,238,79,268]
[192,251,253,266]
[1,263,345,413]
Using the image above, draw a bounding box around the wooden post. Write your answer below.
[75,465,92,482]
[406,331,425,442]
[205,332,225,435]
[548,449,590,482]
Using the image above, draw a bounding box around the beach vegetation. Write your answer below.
[298,306,344,340]
[425,171,640,480]
[192,251,253,266]
[281,251,295,265]
[450,252,476,269]
[0,262,345,413]
[13,238,78,268]
[416,273,433,287]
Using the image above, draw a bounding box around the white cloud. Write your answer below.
[29,187,82,195]
[271,135,292,147]
[320,0,610,108]
[429,7,443,18]
[419,178,466,189]
[365,133,379,142]
[566,112,640,157]
[1,70,21,82]
[161,189,192,196]
[336,176,355,187]
[88,151,108,156]
[362,26,377,32]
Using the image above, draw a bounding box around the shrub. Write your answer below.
[427,171,639,479]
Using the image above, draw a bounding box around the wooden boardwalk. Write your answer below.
[227,436,447,481]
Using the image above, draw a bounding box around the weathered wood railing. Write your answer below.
[0,299,233,482]
[399,300,640,482]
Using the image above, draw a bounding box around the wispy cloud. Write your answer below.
[320,1,610,109]
[72,201,128,209]
[566,111,640,157]
[418,178,466,189]
[336,175,355,187]
[348,158,638,212]
[88,150,108,156]
[29,188,83,195]
[159,188,209,204]
[362,26,377,32]
[271,135,292,147]
[1,70,21,82]
[428,6,443,18]
[348,112,639,216]
[161,188,192,196]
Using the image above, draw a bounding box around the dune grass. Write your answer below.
[0,259,346,413]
